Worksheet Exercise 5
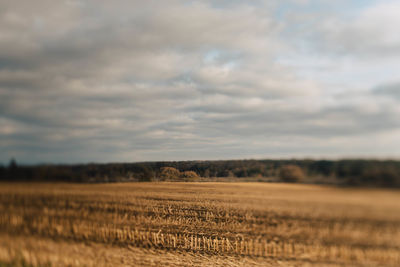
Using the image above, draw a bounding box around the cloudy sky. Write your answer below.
[1,0,399,164]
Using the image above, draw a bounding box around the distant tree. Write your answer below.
[160,167,180,181]
[137,165,153,182]
[8,158,19,180]
[311,160,334,176]
[0,164,5,181]
[279,165,305,183]
[8,158,17,170]
[180,171,200,181]
[360,165,400,187]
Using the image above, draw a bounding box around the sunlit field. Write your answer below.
[1,182,399,266]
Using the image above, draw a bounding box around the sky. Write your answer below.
[0,0,400,164]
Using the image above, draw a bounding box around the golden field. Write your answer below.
[0,182,399,266]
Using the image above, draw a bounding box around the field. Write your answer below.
[0,182,399,266]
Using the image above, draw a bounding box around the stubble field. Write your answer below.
[0,182,399,266]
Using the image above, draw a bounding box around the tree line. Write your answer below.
[0,158,399,187]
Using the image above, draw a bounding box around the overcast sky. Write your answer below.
[1,0,399,164]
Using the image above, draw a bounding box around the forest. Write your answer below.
[1,159,399,187]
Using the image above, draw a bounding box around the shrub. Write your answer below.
[279,165,305,183]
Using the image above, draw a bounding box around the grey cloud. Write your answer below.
[189,105,399,139]
[374,82,400,100]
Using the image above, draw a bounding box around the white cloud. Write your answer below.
[313,1,400,56]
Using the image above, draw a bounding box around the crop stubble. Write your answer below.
[0,182,399,266]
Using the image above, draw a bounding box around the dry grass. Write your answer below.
[0,182,399,266]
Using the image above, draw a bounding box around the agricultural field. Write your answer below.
[0,182,399,266]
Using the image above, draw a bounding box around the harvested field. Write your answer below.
[0,182,399,266]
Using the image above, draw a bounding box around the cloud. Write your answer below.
[0,0,399,163]
[374,82,400,100]
[310,1,400,57]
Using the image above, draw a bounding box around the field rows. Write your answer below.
[1,194,398,249]
[1,214,399,265]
